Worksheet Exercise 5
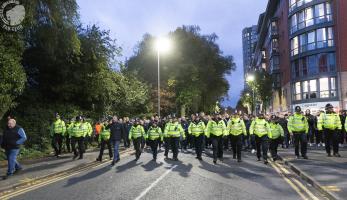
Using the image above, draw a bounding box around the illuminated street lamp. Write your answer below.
[246,74,256,115]
[155,37,172,117]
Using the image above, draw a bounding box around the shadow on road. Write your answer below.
[115,160,143,173]
[64,165,112,187]
[141,161,163,172]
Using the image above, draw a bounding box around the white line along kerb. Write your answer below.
[134,165,178,200]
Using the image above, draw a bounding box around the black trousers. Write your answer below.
[52,134,63,155]
[293,132,307,157]
[124,133,130,148]
[324,129,339,154]
[65,135,71,152]
[148,139,160,159]
[71,136,84,158]
[194,135,204,158]
[231,135,242,160]
[170,137,180,159]
[211,135,224,161]
[270,138,281,158]
[255,135,269,160]
[133,137,142,159]
[98,139,113,159]
[84,136,91,150]
[164,137,170,157]
[315,130,323,144]
[223,135,230,149]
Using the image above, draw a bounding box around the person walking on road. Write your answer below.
[107,116,124,165]
[188,115,206,160]
[164,117,185,161]
[50,113,66,158]
[205,114,227,164]
[227,113,247,162]
[317,104,342,157]
[288,106,309,159]
[1,119,27,179]
[82,118,93,151]
[269,115,284,161]
[96,121,113,161]
[70,116,86,160]
[146,120,163,161]
[129,119,145,161]
[250,113,271,164]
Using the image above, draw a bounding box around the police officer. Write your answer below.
[227,113,247,162]
[82,117,93,151]
[317,104,342,157]
[96,121,113,161]
[288,106,309,159]
[188,115,206,160]
[50,113,66,158]
[269,115,284,161]
[250,113,271,164]
[164,117,185,161]
[205,114,227,164]
[71,116,86,160]
[146,120,163,161]
[129,119,145,161]
[163,117,172,159]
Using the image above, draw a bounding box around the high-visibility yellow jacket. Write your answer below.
[164,122,185,139]
[226,117,246,136]
[288,113,308,134]
[129,125,145,140]
[317,113,342,131]
[188,121,206,137]
[70,122,86,138]
[82,122,93,137]
[269,122,284,139]
[50,119,66,136]
[99,124,111,142]
[205,120,227,138]
[146,126,163,141]
[250,118,270,137]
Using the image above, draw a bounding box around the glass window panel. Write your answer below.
[291,36,299,56]
[298,11,305,29]
[327,27,334,46]
[330,77,336,90]
[291,14,297,33]
[318,53,328,72]
[303,81,309,99]
[316,28,326,48]
[307,31,315,50]
[308,55,318,75]
[328,53,336,72]
[326,2,331,15]
[315,4,325,23]
[320,77,329,98]
[301,57,307,76]
[310,79,317,98]
[305,7,314,26]
[299,34,307,52]
[295,82,301,100]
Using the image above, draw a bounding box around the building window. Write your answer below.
[309,79,317,98]
[295,82,301,100]
[307,55,318,75]
[318,53,328,73]
[319,77,329,98]
[303,81,309,99]
[307,31,315,51]
[316,28,326,48]
[327,27,334,46]
[299,34,307,53]
[291,36,299,56]
[330,77,336,97]
[301,57,308,76]
[305,7,314,26]
[328,53,336,72]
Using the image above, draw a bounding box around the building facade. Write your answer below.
[247,0,347,113]
[242,25,258,88]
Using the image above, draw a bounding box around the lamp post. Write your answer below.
[155,37,171,118]
[246,74,255,115]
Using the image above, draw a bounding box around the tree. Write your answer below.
[126,25,236,115]
[254,69,273,112]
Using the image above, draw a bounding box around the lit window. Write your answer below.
[309,80,317,98]
[295,82,301,100]
[330,77,337,97]
[303,81,309,99]
[319,77,329,98]
[315,4,325,23]
[305,7,314,26]
[316,28,327,48]
[327,27,334,46]
[291,36,299,56]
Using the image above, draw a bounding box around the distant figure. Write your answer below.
[1,119,27,180]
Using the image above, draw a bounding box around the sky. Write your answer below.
[76,0,268,107]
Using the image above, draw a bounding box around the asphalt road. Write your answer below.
[9,148,313,200]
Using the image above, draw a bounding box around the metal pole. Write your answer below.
[252,87,255,115]
[157,50,161,118]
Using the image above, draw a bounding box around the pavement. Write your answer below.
[279,146,347,200]
[0,147,328,200]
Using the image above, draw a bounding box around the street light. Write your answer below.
[246,74,255,115]
[155,37,172,118]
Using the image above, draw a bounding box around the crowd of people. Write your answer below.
[1,103,346,179]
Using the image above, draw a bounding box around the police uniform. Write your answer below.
[96,123,113,161]
[188,120,206,160]
[250,116,271,164]
[227,115,246,162]
[50,114,66,157]
[164,120,185,161]
[205,118,227,164]
[146,124,163,161]
[129,123,145,160]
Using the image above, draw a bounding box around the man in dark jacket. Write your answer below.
[123,117,132,148]
[1,119,27,179]
[106,116,124,166]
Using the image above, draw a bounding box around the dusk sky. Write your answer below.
[77,0,268,107]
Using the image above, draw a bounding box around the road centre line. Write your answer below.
[134,165,178,200]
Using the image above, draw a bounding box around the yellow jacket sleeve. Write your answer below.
[250,120,255,135]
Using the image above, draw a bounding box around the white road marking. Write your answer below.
[134,165,178,200]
